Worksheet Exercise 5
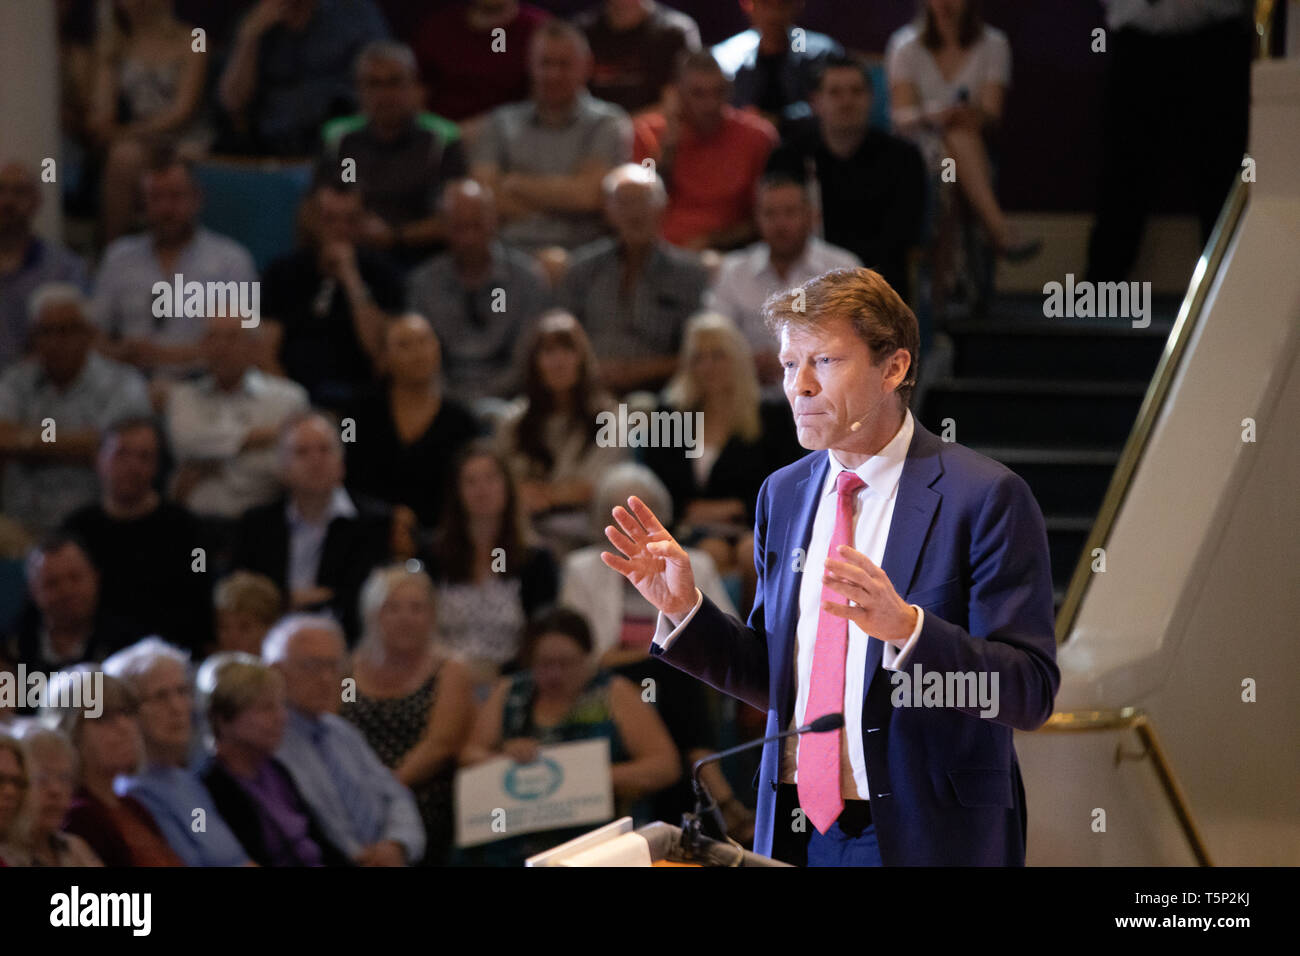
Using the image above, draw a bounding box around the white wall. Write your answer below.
[1021,58,1300,865]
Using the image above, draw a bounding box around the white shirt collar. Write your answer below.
[286,486,357,527]
[821,407,914,501]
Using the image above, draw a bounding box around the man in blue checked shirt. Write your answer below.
[266,614,425,866]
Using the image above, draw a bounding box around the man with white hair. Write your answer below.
[559,163,707,393]
[0,283,150,532]
[0,161,89,369]
[265,613,424,866]
[105,637,253,866]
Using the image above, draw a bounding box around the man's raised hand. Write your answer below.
[599,495,697,622]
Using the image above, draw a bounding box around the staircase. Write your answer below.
[916,293,1180,610]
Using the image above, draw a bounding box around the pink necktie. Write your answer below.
[799,469,865,834]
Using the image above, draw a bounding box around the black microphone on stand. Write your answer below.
[680,712,845,859]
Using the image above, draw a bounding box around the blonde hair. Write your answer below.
[195,652,284,741]
[663,311,762,442]
[214,571,283,624]
[355,564,438,666]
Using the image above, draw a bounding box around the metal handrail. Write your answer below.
[1054,176,1250,643]
[1038,709,1213,866]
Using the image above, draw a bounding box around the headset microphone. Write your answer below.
[848,390,889,433]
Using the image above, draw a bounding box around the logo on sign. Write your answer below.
[504,757,563,800]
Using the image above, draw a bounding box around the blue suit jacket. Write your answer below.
[651,419,1060,865]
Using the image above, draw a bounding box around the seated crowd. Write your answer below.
[0,0,1037,865]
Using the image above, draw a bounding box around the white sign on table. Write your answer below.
[455,738,615,848]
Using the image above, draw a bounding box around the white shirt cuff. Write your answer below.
[882,605,924,670]
[651,588,704,652]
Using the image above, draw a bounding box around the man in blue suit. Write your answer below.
[600,267,1059,865]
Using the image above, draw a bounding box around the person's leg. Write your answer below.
[1188,17,1251,245]
[942,125,1012,250]
[1085,28,1159,282]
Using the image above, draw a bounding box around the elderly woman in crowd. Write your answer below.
[104,638,252,866]
[50,668,183,866]
[213,570,283,657]
[197,653,349,866]
[642,311,803,610]
[461,607,680,865]
[494,311,629,560]
[421,440,559,697]
[0,726,102,866]
[342,565,475,866]
[0,734,29,865]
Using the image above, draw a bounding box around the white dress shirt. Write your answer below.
[653,409,925,801]
[286,486,358,591]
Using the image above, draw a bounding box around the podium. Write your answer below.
[525,817,791,867]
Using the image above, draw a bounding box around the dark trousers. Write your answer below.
[769,783,883,867]
[1086,17,1252,282]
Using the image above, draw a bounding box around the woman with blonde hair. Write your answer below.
[343,563,475,865]
[197,653,348,866]
[644,312,802,608]
[0,726,103,866]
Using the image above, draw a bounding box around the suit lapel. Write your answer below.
[774,452,828,725]
[864,422,944,699]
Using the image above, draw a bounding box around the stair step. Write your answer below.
[920,378,1145,446]
[946,319,1171,381]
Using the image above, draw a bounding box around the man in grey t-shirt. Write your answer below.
[470,20,632,252]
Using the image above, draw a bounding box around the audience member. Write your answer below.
[560,463,752,836]
[711,0,843,132]
[196,652,350,865]
[1084,0,1252,281]
[319,41,468,270]
[559,164,706,394]
[0,733,27,864]
[343,567,476,865]
[91,155,258,379]
[265,613,426,866]
[461,606,679,865]
[576,0,702,115]
[0,726,103,866]
[213,571,283,656]
[52,669,185,865]
[766,55,926,302]
[421,441,558,696]
[218,0,390,156]
[166,313,309,530]
[342,313,483,531]
[89,0,213,241]
[470,19,633,252]
[0,285,151,534]
[104,637,252,866]
[633,51,777,251]
[0,162,89,369]
[412,0,550,126]
[231,411,392,644]
[405,181,552,405]
[707,172,862,380]
[495,311,628,558]
[63,416,214,653]
[261,181,403,412]
[886,0,1040,260]
[641,312,802,602]
[4,535,133,674]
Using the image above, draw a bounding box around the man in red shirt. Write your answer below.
[412,0,550,125]
[633,51,777,252]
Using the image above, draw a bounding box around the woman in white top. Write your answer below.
[886,0,1039,260]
